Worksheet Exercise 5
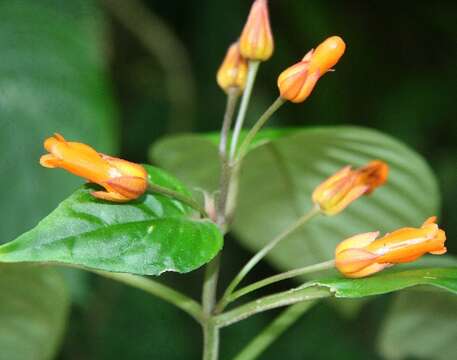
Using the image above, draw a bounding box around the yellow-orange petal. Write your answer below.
[40,154,61,168]
[105,176,148,200]
[344,262,391,278]
[335,231,380,254]
[335,248,378,275]
[91,190,130,203]
[356,160,389,194]
[308,36,346,75]
[239,0,274,61]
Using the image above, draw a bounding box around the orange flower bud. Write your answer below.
[335,217,447,278]
[312,160,388,215]
[277,36,346,103]
[40,133,148,202]
[217,42,248,92]
[239,0,274,61]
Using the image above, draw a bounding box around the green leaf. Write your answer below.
[151,126,440,271]
[0,0,118,245]
[0,264,69,360]
[0,166,223,275]
[313,266,457,298]
[378,291,457,360]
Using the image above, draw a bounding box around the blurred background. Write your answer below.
[0,0,456,359]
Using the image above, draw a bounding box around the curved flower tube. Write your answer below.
[335,217,447,278]
[312,160,388,215]
[40,133,148,202]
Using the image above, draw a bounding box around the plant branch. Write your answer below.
[216,206,320,313]
[147,184,207,217]
[229,61,260,161]
[229,260,335,305]
[214,285,330,328]
[236,97,285,161]
[94,270,204,323]
[233,301,318,360]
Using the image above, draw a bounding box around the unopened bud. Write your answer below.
[217,42,248,92]
[239,0,274,61]
[277,36,346,103]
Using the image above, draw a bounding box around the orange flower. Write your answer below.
[335,217,447,278]
[217,42,248,92]
[239,0,274,61]
[40,133,148,202]
[277,36,346,103]
[312,160,388,215]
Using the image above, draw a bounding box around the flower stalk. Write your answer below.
[229,60,260,161]
[215,205,320,313]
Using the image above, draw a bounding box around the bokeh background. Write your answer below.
[1,0,456,359]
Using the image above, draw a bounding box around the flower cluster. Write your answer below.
[39,0,448,280]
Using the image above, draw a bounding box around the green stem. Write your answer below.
[202,255,221,315]
[214,285,330,328]
[215,206,320,313]
[147,184,207,217]
[203,320,219,360]
[229,61,260,161]
[201,253,221,359]
[229,260,335,305]
[236,97,285,161]
[94,270,204,323]
[234,301,318,360]
[219,88,240,158]
[217,89,240,229]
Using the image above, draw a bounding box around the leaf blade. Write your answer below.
[0,166,223,275]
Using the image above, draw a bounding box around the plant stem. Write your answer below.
[219,88,240,158]
[216,206,320,313]
[201,87,241,358]
[203,320,219,360]
[217,89,240,229]
[229,260,335,305]
[229,61,260,161]
[233,301,318,360]
[202,255,221,315]
[214,285,330,328]
[147,184,207,217]
[93,270,204,323]
[236,97,285,161]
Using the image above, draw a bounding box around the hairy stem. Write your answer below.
[229,61,260,161]
[229,260,335,305]
[147,184,207,217]
[234,301,318,360]
[94,270,204,323]
[216,206,320,313]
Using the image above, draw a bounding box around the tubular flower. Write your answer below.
[239,0,274,61]
[335,217,447,278]
[277,36,346,103]
[312,160,388,215]
[217,42,248,92]
[40,133,148,202]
